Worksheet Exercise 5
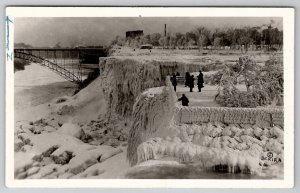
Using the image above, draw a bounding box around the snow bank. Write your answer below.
[14,132,123,179]
[70,148,130,179]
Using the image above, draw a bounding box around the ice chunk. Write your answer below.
[57,123,84,139]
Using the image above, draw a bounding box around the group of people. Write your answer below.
[171,71,204,93]
[185,71,204,92]
[171,70,205,106]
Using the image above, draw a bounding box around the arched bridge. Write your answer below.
[14,48,107,83]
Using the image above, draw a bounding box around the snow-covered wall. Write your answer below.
[176,107,283,128]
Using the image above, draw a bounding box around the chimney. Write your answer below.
[164,24,167,37]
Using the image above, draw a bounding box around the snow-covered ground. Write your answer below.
[14,62,131,179]
[175,84,221,107]
[112,46,274,63]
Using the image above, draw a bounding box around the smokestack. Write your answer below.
[164,24,166,37]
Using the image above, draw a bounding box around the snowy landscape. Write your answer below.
[13,17,284,180]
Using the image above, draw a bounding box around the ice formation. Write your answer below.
[127,85,175,165]
[128,76,284,177]
[136,122,284,175]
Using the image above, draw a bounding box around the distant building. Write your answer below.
[126,30,144,39]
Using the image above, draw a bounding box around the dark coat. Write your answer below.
[198,73,204,88]
[178,95,189,106]
[189,76,195,88]
[185,72,190,87]
[171,75,177,86]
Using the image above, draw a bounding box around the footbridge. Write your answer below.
[14,47,107,83]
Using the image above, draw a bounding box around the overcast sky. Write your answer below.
[14,17,282,47]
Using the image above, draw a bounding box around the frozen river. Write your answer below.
[14,63,78,121]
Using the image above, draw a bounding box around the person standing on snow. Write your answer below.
[178,94,189,106]
[189,75,195,92]
[197,70,204,92]
[185,72,190,87]
[171,73,177,91]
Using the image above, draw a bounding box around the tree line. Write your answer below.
[111,25,283,53]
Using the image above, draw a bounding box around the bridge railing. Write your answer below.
[14,50,82,83]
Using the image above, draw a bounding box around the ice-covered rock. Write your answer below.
[29,164,60,179]
[26,166,40,176]
[270,126,284,143]
[192,135,212,147]
[265,139,283,154]
[209,137,222,148]
[44,125,57,133]
[14,130,124,179]
[253,126,263,138]
[261,128,272,138]
[222,127,232,136]
[243,127,254,137]
[203,123,222,138]
[57,123,84,139]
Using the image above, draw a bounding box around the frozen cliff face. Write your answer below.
[127,86,177,165]
[99,59,164,118]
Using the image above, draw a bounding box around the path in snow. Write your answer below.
[175,83,248,107]
[175,84,220,107]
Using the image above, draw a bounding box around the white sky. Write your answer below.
[14,17,283,47]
